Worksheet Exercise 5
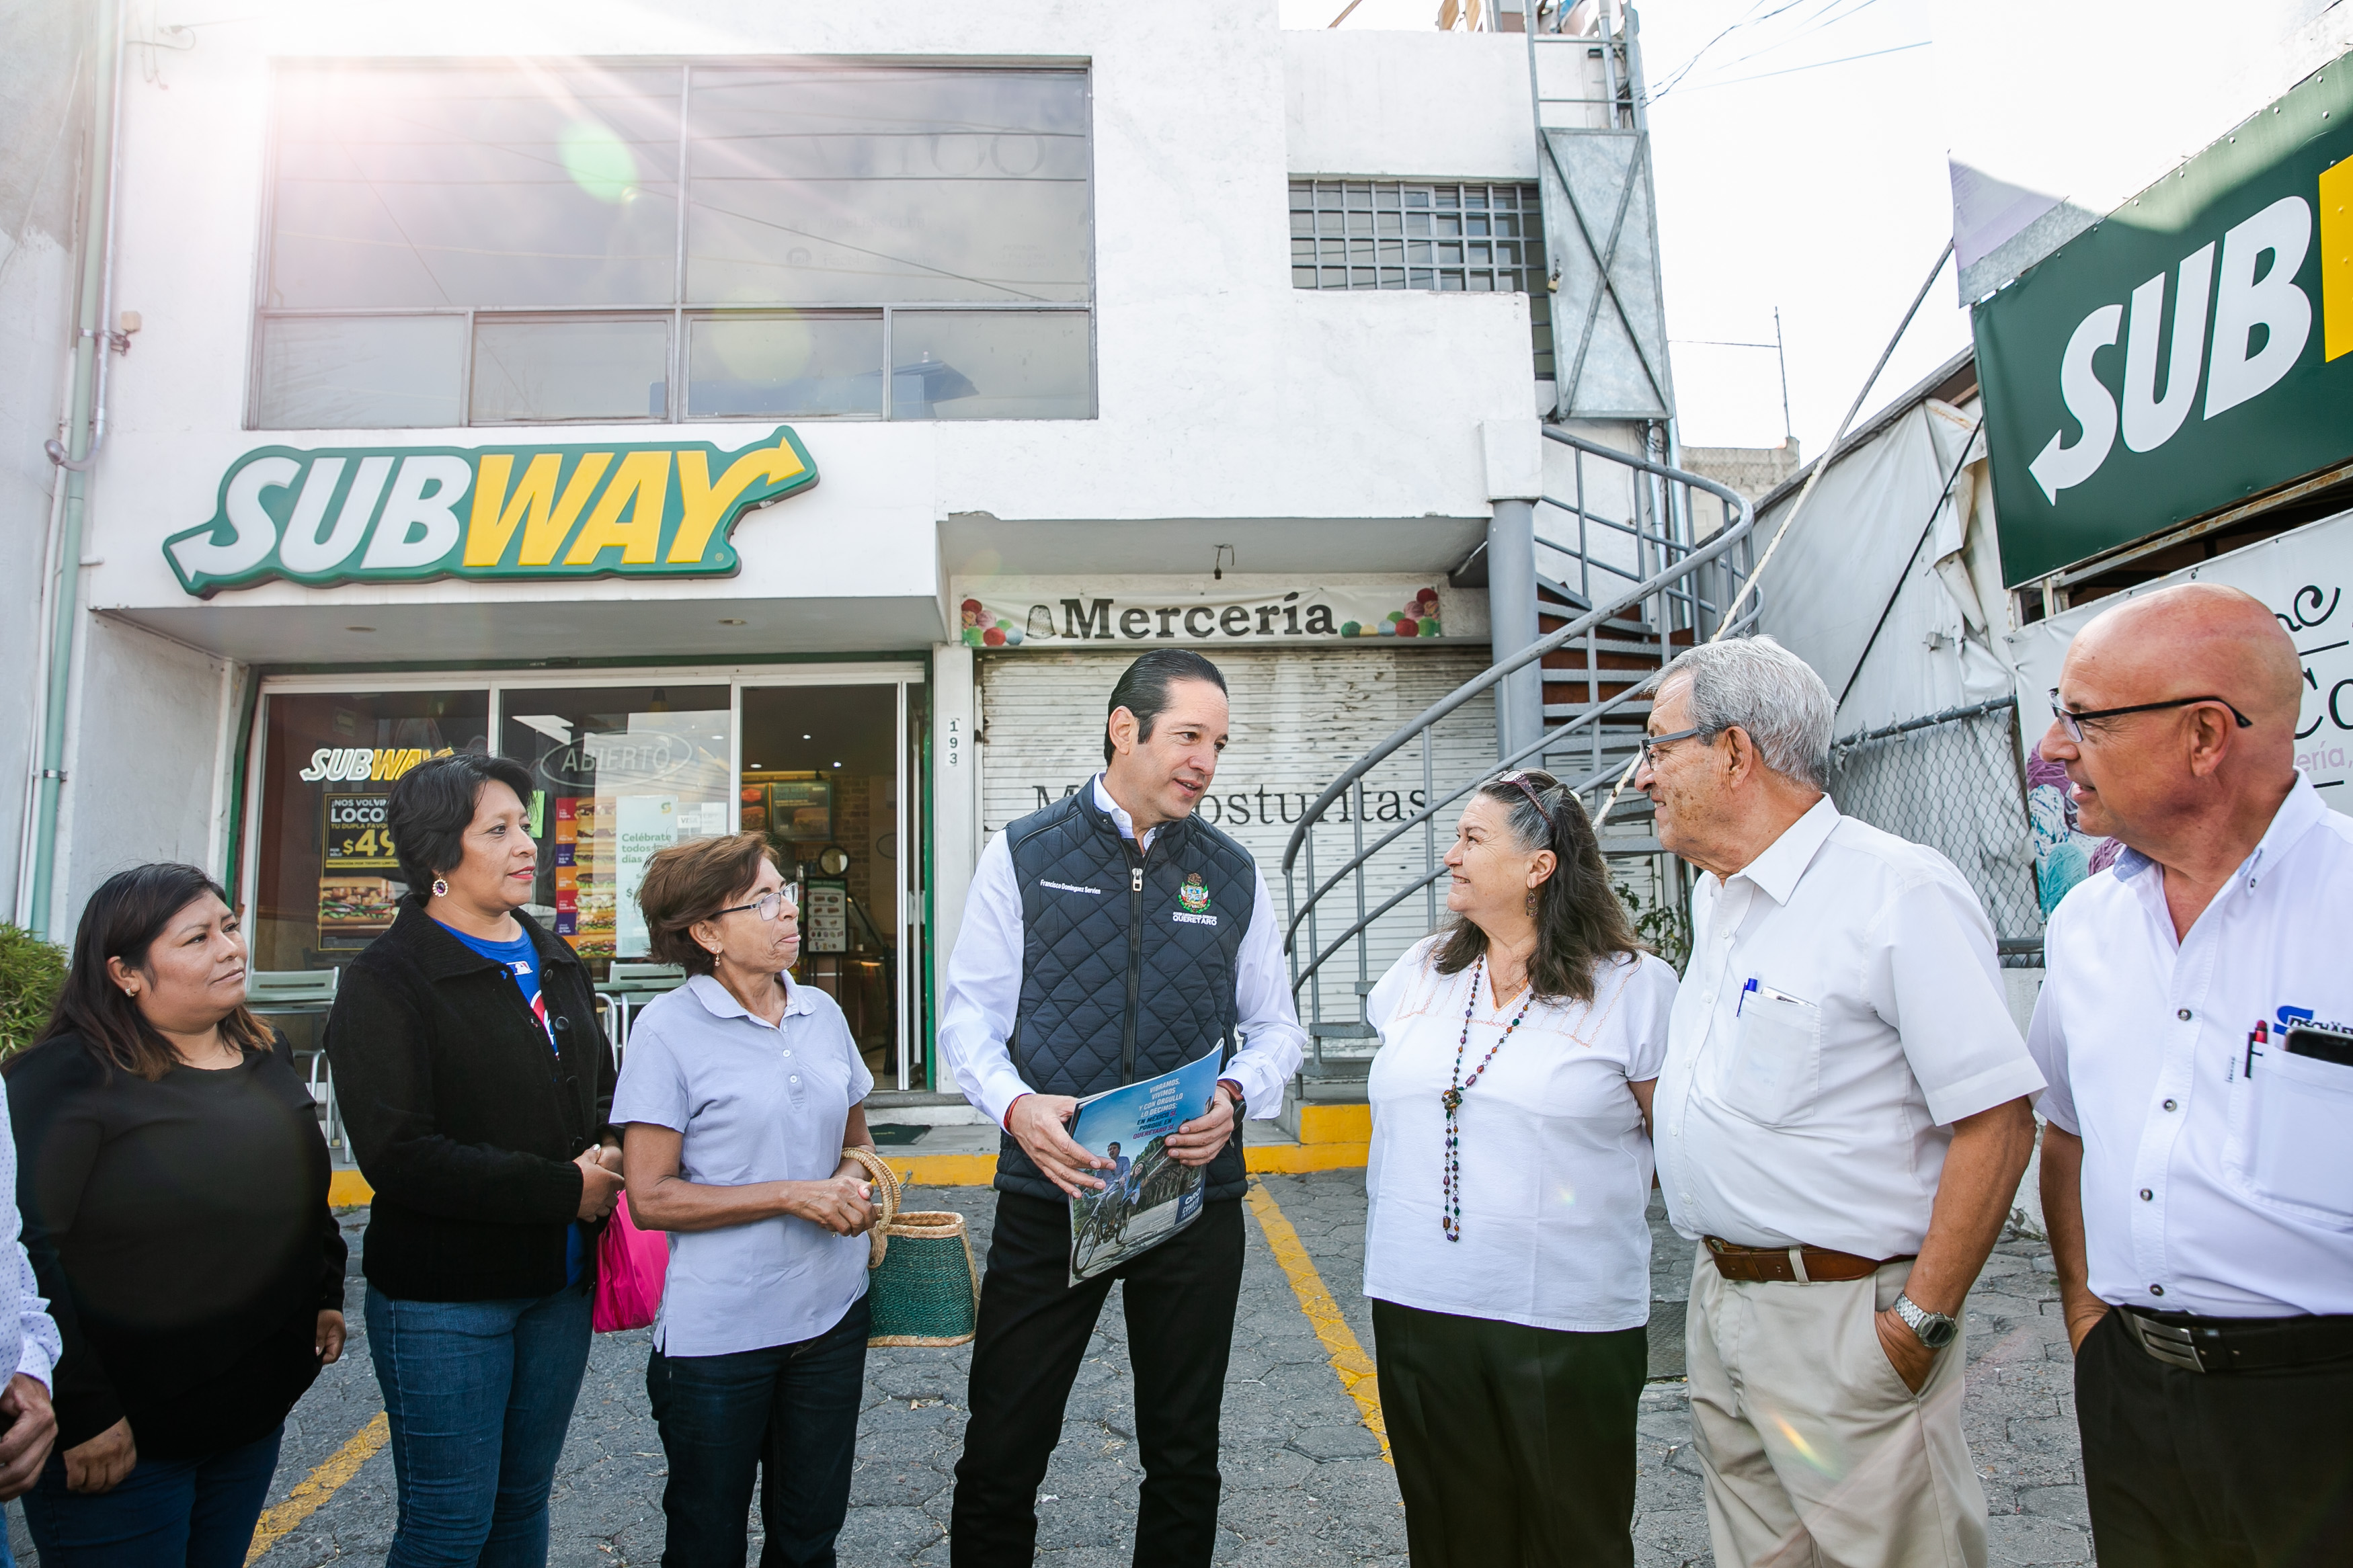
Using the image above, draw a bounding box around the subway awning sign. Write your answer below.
[1975,52,2353,587]
[164,426,817,597]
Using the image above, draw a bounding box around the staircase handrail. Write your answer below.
[1279,427,1754,881]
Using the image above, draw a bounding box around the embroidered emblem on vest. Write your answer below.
[1177,874,1211,913]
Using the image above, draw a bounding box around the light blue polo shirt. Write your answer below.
[611,973,875,1357]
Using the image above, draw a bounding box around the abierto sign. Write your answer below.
[1975,52,2353,587]
[165,426,817,596]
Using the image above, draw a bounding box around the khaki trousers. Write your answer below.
[1685,1252,1986,1568]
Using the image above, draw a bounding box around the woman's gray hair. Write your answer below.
[1654,636,1834,790]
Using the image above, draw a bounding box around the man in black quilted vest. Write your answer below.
[941,649,1306,1567]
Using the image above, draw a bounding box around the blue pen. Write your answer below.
[1738,977,1757,1016]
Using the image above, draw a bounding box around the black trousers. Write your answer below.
[1371,1298,1646,1568]
[2077,1307,2353,1568]
[950,1192,1244,1568]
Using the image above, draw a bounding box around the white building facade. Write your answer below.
[18,3,1566,1090]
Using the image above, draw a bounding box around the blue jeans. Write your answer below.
[366,1280,594,1568]
[19,1425,282,1568]
[645,1294,869,1568]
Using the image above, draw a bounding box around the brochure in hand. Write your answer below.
[1066,1049,1225,1286]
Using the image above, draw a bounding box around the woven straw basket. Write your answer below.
[843,1146,981,1348]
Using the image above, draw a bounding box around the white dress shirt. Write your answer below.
[2029,774,2353,1317]
[0,1079,58,1391]
[941,774,1305,1127]
[1363,937,1678,1332]
[1654,795,2046,1260]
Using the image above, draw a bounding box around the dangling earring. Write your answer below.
[1526,887,1540,915]
[432,877,450,898]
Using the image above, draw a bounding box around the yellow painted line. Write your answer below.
[2324,153,2352,362]
[1297,1103,1371,1145]
[883,1152,1000,1187]
[245,1411,389,1564]
[1245,1142,1369,1174]
[1244,1178,1390,1464]
[327,1169,373,1207]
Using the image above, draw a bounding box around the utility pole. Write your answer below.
[1773,306,1793,448]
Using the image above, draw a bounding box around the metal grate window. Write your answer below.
[1288,179,1552,380]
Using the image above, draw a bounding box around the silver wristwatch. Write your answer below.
[1894,1292,1959,1350]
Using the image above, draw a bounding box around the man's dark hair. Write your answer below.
[1104,649,1228,764]
[387,751,536,893]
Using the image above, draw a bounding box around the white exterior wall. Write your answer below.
[35,0,1552,958]
[81,1,1542,647]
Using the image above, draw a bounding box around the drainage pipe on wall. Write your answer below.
[28,0,126,939]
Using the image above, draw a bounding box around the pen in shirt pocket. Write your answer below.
[1738,977,1757,1016]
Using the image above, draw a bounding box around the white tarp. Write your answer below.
[1755,399,2009,731]
[2003,506,2353,913]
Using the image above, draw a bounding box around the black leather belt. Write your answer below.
[2118,1306,2353,1374]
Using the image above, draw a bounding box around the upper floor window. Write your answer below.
[256,63,1094,427]
[1289,179,1551,382]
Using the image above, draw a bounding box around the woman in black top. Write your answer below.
[8,864,345,1568]
[325,752,621,1568]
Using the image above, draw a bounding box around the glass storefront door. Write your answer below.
[499,686,732,961]
[244,665,928,1088]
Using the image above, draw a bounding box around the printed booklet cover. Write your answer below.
[1066,1049,1224,1285]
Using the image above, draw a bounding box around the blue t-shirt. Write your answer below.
[437,921,584,1284]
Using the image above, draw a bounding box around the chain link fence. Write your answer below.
[1825,695,2044,962]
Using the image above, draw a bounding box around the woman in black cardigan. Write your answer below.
[325,752,622,1568]
[9,863,345,1568]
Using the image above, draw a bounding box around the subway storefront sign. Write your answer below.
[165,426,817,596]
[1975,52,2353,587]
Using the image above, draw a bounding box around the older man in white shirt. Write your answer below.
[2030,583,2353,1568]
[1637,636,2042,1568]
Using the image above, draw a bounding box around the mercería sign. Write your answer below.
[956,580,1458,647]
[1973,53,2353,587]
[164,426,817,597]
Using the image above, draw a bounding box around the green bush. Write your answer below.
[0,925,67,1062]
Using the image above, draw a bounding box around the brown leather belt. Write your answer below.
[1704,1236,1913,1284]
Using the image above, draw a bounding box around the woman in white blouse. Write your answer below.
[1363,768,1678,1568]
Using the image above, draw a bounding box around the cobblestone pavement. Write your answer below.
[216,1175,2090,1568]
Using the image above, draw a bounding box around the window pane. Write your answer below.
[890,311,1088,420]
[687,69,1090,304]
[255,690,491,977]
[471,319,670,422]
[500,687,733,965]
[257,314,466,428]
[270,65,680,308]
[688,315,883,417]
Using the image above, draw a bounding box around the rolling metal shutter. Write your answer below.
[975,647,1494,1029]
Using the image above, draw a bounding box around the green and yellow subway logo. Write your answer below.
[165,426,817,597]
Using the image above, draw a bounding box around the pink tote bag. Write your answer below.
[592,1193,670,1333]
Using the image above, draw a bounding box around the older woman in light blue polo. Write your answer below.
[615,833,878,1568]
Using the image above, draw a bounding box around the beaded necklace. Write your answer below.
[1441,954,1538,1242]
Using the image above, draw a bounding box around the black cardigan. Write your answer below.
[325,898,616,1303]
[7,1033,346,1456]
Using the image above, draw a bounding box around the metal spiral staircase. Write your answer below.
[1279,425,1758,1075]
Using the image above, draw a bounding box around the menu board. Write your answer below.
[318,788,399,948]
[803,880,849,955]
[742,774,831,841]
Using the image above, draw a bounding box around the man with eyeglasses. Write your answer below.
[1636,636,2042,1568]
[2028,582,2353,1568]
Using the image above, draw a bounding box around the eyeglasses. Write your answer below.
[1638,725,1714,765]
[1492,770,1558,829]
[711,891,796,923]
[2047,689,2254,744]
